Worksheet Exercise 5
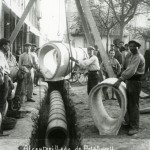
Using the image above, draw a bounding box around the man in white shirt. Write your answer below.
[70,46,100,94]
[0,38,12,129]
[19,43,39,102]
[122,44,132,71]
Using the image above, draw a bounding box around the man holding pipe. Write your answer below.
[113,40,145,135]
[70,46,100,94]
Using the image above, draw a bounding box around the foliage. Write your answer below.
[70,13,84,35]
[126,25,150,41]
[70,0,150,40]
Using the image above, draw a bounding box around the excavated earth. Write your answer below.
[69,81,150,150]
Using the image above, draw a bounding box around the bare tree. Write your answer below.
[91,2,117,53]
[127,25,150,47]
[101,0,142,40]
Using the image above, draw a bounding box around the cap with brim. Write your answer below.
[24,43,32,46]
[128,40,141,48]
[88,46,95,51]
[32,44,37,47]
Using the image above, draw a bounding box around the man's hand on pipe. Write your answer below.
[70,57,76,61]
[113,78,122,89]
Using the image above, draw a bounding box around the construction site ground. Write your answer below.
[1,80,150,150]
[0,81,47,150]
[70,81,150,150]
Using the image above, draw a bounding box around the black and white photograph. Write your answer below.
[0,0,150,149]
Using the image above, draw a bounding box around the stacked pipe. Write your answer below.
[45,90,69,148]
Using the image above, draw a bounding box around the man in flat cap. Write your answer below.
[70,46,100,94]
[113,40,145,135]
[19,43,39,102]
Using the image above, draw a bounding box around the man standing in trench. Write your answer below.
[70,46,100,94]
[113,40,145,135]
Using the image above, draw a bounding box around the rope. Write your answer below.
[65,0,74,99]
[57,0,61,36]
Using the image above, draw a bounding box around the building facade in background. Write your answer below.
[0,0,42,54]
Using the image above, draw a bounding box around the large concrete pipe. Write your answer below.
[38,42,88,81]
[45,90,69,148]
[89,78,127,135]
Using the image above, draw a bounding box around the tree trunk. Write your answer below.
[119,24,125,41]
[106,31,110,54]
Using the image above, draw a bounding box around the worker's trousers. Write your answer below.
[125,80,141,129]
[87,71,99,95]
[26,68,34,99]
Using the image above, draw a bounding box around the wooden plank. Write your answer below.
[9,0,37,44]
[75,0,94,46]
[79,0,116,77]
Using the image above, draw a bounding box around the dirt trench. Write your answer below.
[30,81,82,149]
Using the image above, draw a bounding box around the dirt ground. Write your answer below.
[69,82,150,150]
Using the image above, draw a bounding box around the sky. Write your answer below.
[40,0,67,41]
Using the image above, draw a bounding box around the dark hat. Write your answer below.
[0,38,10,47]
[32,44,37,47]
[24,43,32,46]
[128,40,141,48]
[87,46,95,51]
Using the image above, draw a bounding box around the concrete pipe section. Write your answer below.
[38,42,88,81]
[89,78,127,135]
[45,90,69,148]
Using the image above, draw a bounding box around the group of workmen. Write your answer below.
[71,39,145,136]
[0,38,40,131]
[0,37,147,136]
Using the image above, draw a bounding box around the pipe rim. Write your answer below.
[89,78,127,134]
[38,43,61,79]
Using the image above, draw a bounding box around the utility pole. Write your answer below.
[9,0,37,44]
[0,0,4,38]
[78,0,115,77]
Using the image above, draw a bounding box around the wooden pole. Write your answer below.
[9,0,37,44]
[79,0,115,77]
[75,0,94,46]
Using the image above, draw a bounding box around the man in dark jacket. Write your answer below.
[144,49,150,73]
[113,40,145,135]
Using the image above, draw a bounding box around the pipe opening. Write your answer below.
[89,78,127,135]
[39,45,59,79]
[46,128,68,148]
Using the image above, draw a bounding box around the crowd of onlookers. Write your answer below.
[0,38,41,134]
[95,39,149,83]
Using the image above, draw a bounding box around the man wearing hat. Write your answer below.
[70,46,100,94]
[19,43,39,102]
[31,44,39,86]
[0,38,12,114]
[113,40,145,135]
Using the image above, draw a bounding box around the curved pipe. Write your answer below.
[38,42,88,81]
[89,78,127,135]
[45,90,69,148]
